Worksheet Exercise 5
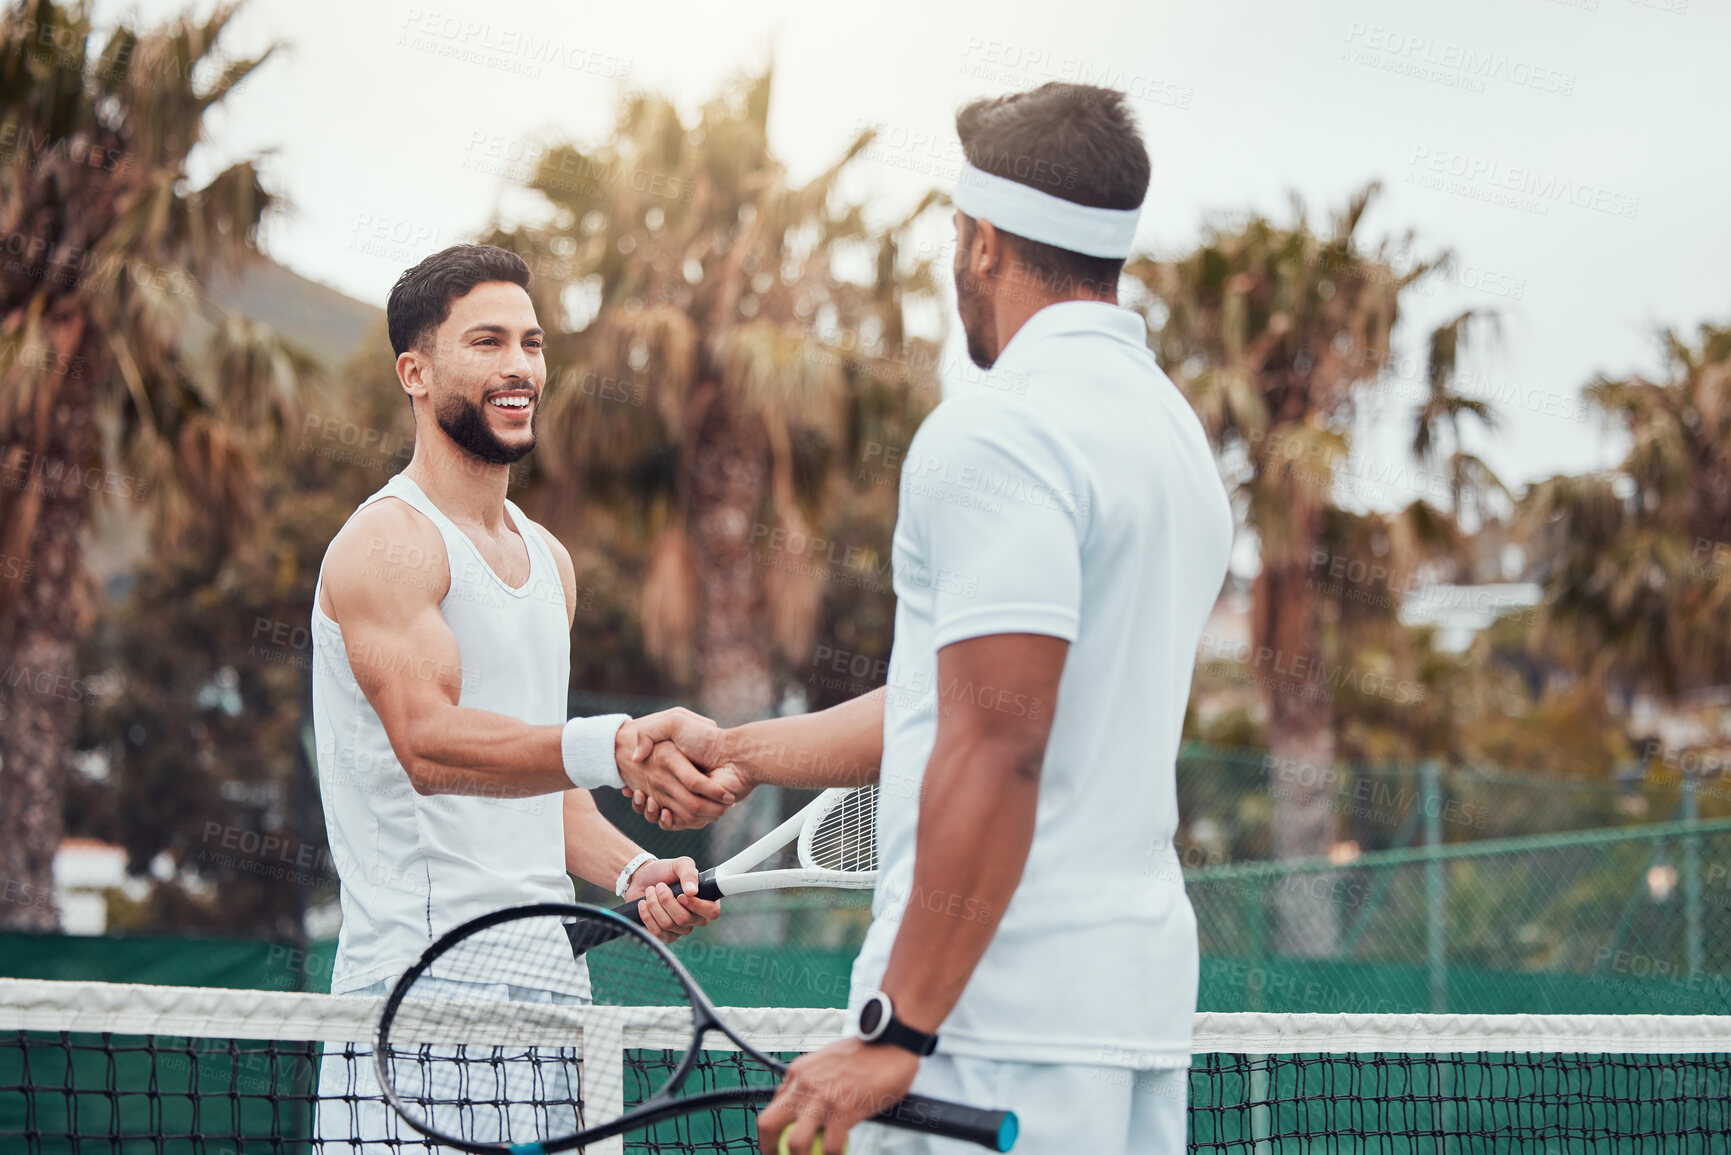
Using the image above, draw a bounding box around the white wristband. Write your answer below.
[615,851,656,898]
[561,714,630,790]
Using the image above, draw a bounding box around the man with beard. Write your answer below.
[629,84,1232,1154]
[309,245,731,1146]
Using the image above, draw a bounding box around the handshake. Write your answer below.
[610,707,753,830]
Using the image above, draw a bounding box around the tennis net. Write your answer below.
[0,978,829,1153]
[3,979,1729,1152]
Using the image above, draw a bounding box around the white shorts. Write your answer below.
[849,1054,1188,1155]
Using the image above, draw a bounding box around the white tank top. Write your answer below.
[311,473,578,995]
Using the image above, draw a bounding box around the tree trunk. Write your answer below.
[687,391,774,729]
[0,373,98,931]
[1255,559,1340,958]
[686,391,782,943]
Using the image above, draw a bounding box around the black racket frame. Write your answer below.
[375,901,1016,1153]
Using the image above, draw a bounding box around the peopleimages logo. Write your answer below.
[396,9,631,81]
[958,38,1195,111]
[1408,147,1641,220]
[1341,24,1577,96]
[901,450,1090,517]
[1197,633,1427,708]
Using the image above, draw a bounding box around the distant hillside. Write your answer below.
[190,257,383,377]
[88,258,382,593]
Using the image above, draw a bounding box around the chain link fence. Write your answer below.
[1187,816,1731,1016]
[1173,741,1731,867]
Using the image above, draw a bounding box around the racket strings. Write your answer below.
[804,785,879,874]
[378,910,695,1148]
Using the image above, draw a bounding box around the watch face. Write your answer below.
[859,994,887,1038]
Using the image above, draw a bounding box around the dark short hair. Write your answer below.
[386,244,532,356]
[955,83,1150,295]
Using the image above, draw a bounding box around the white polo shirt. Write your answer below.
[850,300,1234,1068]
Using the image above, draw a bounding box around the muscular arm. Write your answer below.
[320,499,573,798]
[321,501,724,821]
[563,789,648,884]
[321,504,723,937]
[876,632,1065,1033]
[754,634,1064,1155]
[725,688,887,789]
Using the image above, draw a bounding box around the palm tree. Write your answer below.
[1126,185,1496,955]
[0,0,306,929]
[1524,321,1731,702]
[482,71,944,729]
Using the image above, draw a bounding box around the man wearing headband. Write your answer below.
[631,83,1232,1153]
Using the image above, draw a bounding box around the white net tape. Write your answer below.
[7,980,1730,1055]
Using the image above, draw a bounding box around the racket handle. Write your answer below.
[611,867,724,924]
[566,869,727,957]
[874,1093,1018,1151]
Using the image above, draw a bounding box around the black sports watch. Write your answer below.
[856,992,939,1057]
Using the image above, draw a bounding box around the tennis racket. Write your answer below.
[375,901,1018,1153]
[615,785,878,928]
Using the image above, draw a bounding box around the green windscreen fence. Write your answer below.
[0,932,335,992]
[10,815,1731,1016]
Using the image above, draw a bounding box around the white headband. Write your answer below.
[951,162,1141,259]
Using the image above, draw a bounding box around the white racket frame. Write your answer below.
[705,786,878,895]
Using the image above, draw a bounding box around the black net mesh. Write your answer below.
[0,1032,789,1152]
[5,1000,1729,1152]
[1189,1050,1731,1153]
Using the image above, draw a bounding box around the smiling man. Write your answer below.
[309,245,734,1146]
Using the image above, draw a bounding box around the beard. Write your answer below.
[433,389,537,465]
[955,268,1000,369]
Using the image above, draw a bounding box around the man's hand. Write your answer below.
[614,708,737,828]
[619,708,755,830]
[757,1038,919,1155]
[623,693,887,827]
[628,759,752,829]
[626,706,731,766]
[621,855,721,943]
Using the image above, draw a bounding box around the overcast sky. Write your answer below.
[103,0,1729,510]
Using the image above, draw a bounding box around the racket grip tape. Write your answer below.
[612,867,724,924]
[874,1094,1018,1151]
